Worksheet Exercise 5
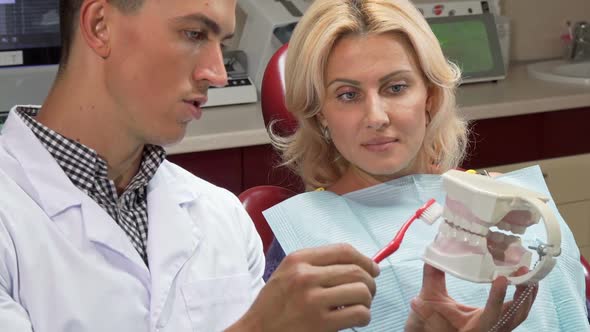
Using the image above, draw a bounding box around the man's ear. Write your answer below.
[79,0,111,59]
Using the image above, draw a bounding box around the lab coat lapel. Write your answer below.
[0,109,82,217]
[1,109,151,285]
[146,170,201,323]
[80,196,151,283]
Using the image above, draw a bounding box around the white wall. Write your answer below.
[502,0,590,61]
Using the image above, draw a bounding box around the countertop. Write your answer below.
[165,62,590,155]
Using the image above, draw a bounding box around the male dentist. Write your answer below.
[0,0,379,331]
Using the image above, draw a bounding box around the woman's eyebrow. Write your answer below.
[378,70,412,85]
[327,70,414,89]
[326,78,361,89]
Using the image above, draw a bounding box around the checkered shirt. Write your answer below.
[16,106,166,266]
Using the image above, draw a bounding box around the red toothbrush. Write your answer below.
[372,199,443,263]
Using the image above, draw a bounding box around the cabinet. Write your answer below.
[167,147,243,194]
[167,144,303,196]
[461,107,590,169]
[241,145,304,193]
[461,107,590,258]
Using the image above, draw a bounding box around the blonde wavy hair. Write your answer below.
[271,0,469,190]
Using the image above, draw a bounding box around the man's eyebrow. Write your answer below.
[170,13,234,40]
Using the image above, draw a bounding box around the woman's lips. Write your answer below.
[361,138,398,152]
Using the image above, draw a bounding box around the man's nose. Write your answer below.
[193,44,228,88]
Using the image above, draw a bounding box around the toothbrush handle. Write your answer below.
[372,199,436,263]
[372,241,400,263]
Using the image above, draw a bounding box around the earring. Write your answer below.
[321,126,331,142]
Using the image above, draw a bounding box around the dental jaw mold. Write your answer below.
[423,170,561,285]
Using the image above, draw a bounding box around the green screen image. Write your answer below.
[430,21,493,73]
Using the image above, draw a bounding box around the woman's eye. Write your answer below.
[184,30,206,41]
[337,91,357,102]
[388,84,408,94]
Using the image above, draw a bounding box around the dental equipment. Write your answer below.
[423,170,561,285]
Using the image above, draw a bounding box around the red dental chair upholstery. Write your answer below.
[238,185,296,253]
[238,43,300,254]
[260,43,297,137]
[239,44,590,306]
[582,255,590,300]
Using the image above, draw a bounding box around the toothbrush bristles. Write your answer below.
[420,201,443,225]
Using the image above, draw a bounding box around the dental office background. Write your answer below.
[0,0,590,257]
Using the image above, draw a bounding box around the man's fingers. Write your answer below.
[326,304,372,331]
[288,244,380,277]
[278,246,379,299]
[317,264,377,297]
[321,282,373,309]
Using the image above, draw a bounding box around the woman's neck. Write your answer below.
[327,162,425,195]
[327,167,382,195]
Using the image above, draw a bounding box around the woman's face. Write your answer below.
[320,32,432,182]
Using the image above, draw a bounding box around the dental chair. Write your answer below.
[238,44,590,305]
[583,255,590,300]
[259,43,297,137]
[239,185,296,253]
[238,44,298,254]
[238,44,297,253]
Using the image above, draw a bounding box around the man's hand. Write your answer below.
[405,264,538,332]
[228,243,380,332]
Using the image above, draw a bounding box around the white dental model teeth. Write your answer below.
[423,170,562,285]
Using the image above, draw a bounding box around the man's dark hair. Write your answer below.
[59,0,145,70]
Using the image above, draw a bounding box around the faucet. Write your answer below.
[568,21,590,62]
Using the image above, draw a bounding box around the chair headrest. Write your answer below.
[238,185,297,253]
[261,43,298,136]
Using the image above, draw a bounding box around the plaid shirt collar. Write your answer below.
[15,106,166,196]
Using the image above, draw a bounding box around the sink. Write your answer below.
[528,60,590,85]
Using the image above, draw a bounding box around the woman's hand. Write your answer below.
[405,264,538,332]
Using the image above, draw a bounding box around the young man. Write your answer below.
[0,1,379,331]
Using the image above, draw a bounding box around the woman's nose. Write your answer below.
[365,94,390,130]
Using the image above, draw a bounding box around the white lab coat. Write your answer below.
[0,108,266,332]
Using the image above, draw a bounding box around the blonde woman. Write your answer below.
[266,0,467,275]
[262,0,590,330]
[276,1,467,193]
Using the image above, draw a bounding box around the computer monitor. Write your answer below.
[426,13,506,84]
[0,0,60,114]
